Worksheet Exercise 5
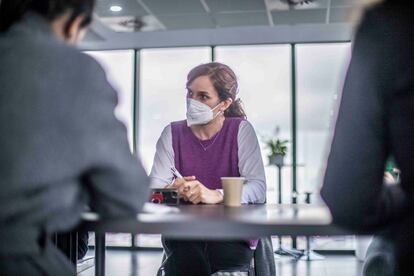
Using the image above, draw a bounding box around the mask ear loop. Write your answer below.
[214,97,234,119]
[211,102,223,119]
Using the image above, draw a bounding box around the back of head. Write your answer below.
[0,0,95,33]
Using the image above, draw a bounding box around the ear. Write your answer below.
[66,15,87,45]
[221,98,233,112]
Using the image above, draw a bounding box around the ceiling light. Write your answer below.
[110,5,122,12]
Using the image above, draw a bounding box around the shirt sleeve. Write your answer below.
[149,125,175,188]
[238,121,267,204]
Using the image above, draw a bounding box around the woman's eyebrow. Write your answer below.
[197,90,210,95]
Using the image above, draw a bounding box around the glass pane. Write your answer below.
[85,50,135,247]
[135,234,162,248]
[138,47,211,247]
[139,47,212,172]
[215,45,292,204]
[296,43,351,198]
[85,50,135,151]
[296,42,352,250]
[87,232,132,247]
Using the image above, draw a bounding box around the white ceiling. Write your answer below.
[85,0,357,41]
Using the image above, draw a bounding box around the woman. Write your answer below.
[150,62,266,275]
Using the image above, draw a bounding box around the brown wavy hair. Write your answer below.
[186,62,247,119]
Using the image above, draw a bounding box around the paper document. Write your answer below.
[142,202,180,214]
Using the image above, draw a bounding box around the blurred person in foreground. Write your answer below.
[0,0,149,275]
[321,0,414,275]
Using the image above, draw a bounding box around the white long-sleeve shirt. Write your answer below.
[149,120,266,204]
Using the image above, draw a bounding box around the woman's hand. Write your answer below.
[171,176,196,201]
[182,180,223,205]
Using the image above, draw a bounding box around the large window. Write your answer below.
[296,43,352,249]
[214,45,292,204]
[137,47,211,247]
[86,50,135,247]
[296,43,351,199]
[86,50,135,150]
[85,43,355,251]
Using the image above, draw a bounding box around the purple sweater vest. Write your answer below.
[171,117,242,189]
[171,118,259,248]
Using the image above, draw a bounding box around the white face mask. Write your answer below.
[186,98,222,127]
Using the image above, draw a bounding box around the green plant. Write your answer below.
[386,157,400,178]
[263,138,288,157]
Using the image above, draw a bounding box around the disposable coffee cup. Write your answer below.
[221,177,245,207]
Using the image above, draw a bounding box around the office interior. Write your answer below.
[3,0,385,275]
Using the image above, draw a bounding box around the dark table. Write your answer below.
[80,204,351,276]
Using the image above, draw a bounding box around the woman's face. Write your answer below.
[187,76,221,108]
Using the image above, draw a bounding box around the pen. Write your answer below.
[170,167,191,192]
[170,167,183,179]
